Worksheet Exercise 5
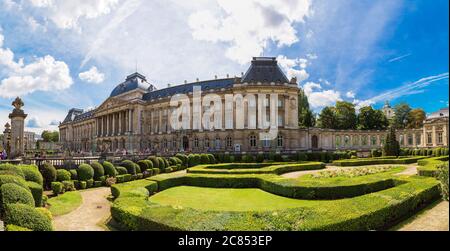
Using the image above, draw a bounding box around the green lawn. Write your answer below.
[47,191,82,216]
[149,186,310,211]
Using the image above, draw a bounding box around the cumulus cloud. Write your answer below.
[276,55,309,82]
[0,31,73,98]
[79,66,105,84]
[29,0,120,30]
[188,0,311,64]
[26,117,43,128]
[49,119,60,126]
[346,91,355,99]
[302,81,342,109]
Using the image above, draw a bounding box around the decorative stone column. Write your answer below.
[8,97,27,159]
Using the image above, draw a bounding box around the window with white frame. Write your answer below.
[194,138,199,148]
[277,135,283,147]
[215,137,221,150]
[226,136,232,148]
[263,135,270,148]
[249,135,257,147]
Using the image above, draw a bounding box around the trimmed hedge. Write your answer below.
[187,162,325,175]
[40,162,57,189]
[148,156,159,169]
[103,161,117,177]
[332,156,427,166]
[19,165,43,185]
[27,181,43,207]
[418,156,449,177]
[5,224,32,231]
[0,174,29,190]
[4,203,53,231]
[121,160,137,175]
[0,183,35,211]
[116,166,128,175]
[111,179,158,198]
[56,169,72,182]
[111,175,440,231]
[69,169,78,180]
[0,163,25,178]
[91,161,105,180]
[77,164,94,181]
[51,182,64,195]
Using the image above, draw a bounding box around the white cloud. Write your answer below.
[276,55,309,82]
[346,91,355,99]
[188,0,312,64]
[29,0,120,30]
[302,82,342,109]
[26,117,43,128]
[0,31,73,98]
[79,66,105,84]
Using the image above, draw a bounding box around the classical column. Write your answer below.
[443,124,448,146]
[432,125,436,147]
[118,112,122,135]
[158,109,162,133]
[112,113,116,136]
[128,109,133,133]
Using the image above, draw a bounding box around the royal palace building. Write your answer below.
[59,57,448,155]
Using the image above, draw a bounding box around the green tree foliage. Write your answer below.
[393,102,412,129]
[298,89,315,127]
[318,106,336,129]
[335,101,357,129]
[41,131,59,142]
[382,126,400,157]
[407,108,426,129]
[357,106,389,130]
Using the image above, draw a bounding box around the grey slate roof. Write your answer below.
[62,108,84,124]
[241,57,289,83]
[110,72,151,97]
[142,78,235,101]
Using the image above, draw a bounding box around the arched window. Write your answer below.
[249,135,257,147]
[361,135,368,146]
[380,135,386,145]
[352,135,359,146]
[344,135,350,146]
[226,136,233,148]
[407,134,413,145]
[277,135,283,147]
[204,138,210,148]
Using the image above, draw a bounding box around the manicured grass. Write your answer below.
[149,186,309,211]
[187,162,325,175]
[47,191,82,216]
[332,156,427,166]
[417,156,449,177]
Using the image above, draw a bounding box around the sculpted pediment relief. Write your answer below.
[96,97,128,112]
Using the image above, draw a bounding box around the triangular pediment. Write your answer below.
[96,97,129,112]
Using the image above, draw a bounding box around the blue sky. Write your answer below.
[0,0,448,134]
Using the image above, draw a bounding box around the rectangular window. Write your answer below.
[427,133,432,144]
[278,114,283,127]
[438,132,443,144]
[416,134,421,145]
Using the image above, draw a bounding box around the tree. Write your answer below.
[393,102,412,129]
[41,130,59,142]
[318,106,336,129]
[407,108,426,129]
[298,89,315,127]
[357,106,389,130]
[335,101,357,129]
[382,126,400,157]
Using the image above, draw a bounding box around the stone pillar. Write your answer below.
[118,112,122,135]
[112,113,116,136]
[432,125,436,147]
[128,109,133,133]
[443,124,448,147]
[8,97,27,158]
[158,109,162,133]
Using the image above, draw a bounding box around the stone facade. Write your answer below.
[59,57,448,155]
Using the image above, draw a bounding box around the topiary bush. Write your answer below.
[103,161,117,177]
[40,162,57,189]
[175,154,188,166]
[62,180,76,192]
[27,181,43,207]
[4,203,53,231]
[5,224,32,231]
[19,165,43,185]
[121,160,137,175]
[69,169,78,180]
[91,161,105,181]
[115,166,128,175]
[437,162,449,201]
[0,163,25,178]
[77,164,94,181]
[79,181,87,189]
[0,174,29,190]
[164,167,174,173]
[137,160,149,172]
[148,156,159,169]
[0,183,35,212]
[157,157,166,170]
[200,154,210,164]
[51,182,64,195]
[56,169,71,182]
[86,179,94,188]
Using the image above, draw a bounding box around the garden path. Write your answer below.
[280,164,414,179]
[53,187,111,231]
[395,200,449,231]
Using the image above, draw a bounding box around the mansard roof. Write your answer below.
[110,72,153,98]
[62,108,94,124]
[241,57,289,83]
[142,78,235,101]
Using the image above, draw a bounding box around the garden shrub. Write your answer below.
[116,174,132,183]
[175,154,188,166]
[437,162,449,201]
[56,169,71,182]
[51,182,64,195]
[69,169,78,180]
[200,154,210,164]
[40,162,56,189]
[152,168,160,175]
[143,169,153,177]
[143,160,154,169]
[86,179,94,188]
[4,203,53,231]
[5,224,32,231]
[297,152,307,161]
[19,165,43,185]
[148,156,159,169]
[111,179,158,198]
[103,161,117,177]
[157,157,166,170]
[256,154,264,163]
[223,153,231,163]
[188,154,201,167]
[41,195,48,206]
[371,149,382,158]
[91,161,105,180]
[73,180,80,189]
[0,174,29,190]
[116,166,128,175]
[207,154,216,164]
[27,181,43,207]
[0,183,35,212]
[0,164,25,178]
[94,181,103,187]
[79,181,87,189]
[332,156,426,166]
[121,160,137,175]
[36,207,52,221]
[164,167,174,173]
[137,160,149,172]
[62,180,76,191]
[77,164,94,181]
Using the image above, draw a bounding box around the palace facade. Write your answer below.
[59,57,448,155]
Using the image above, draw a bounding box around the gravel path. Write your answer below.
[396,200,449,231]
[53,187,111,231]
[280,164,413,179]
